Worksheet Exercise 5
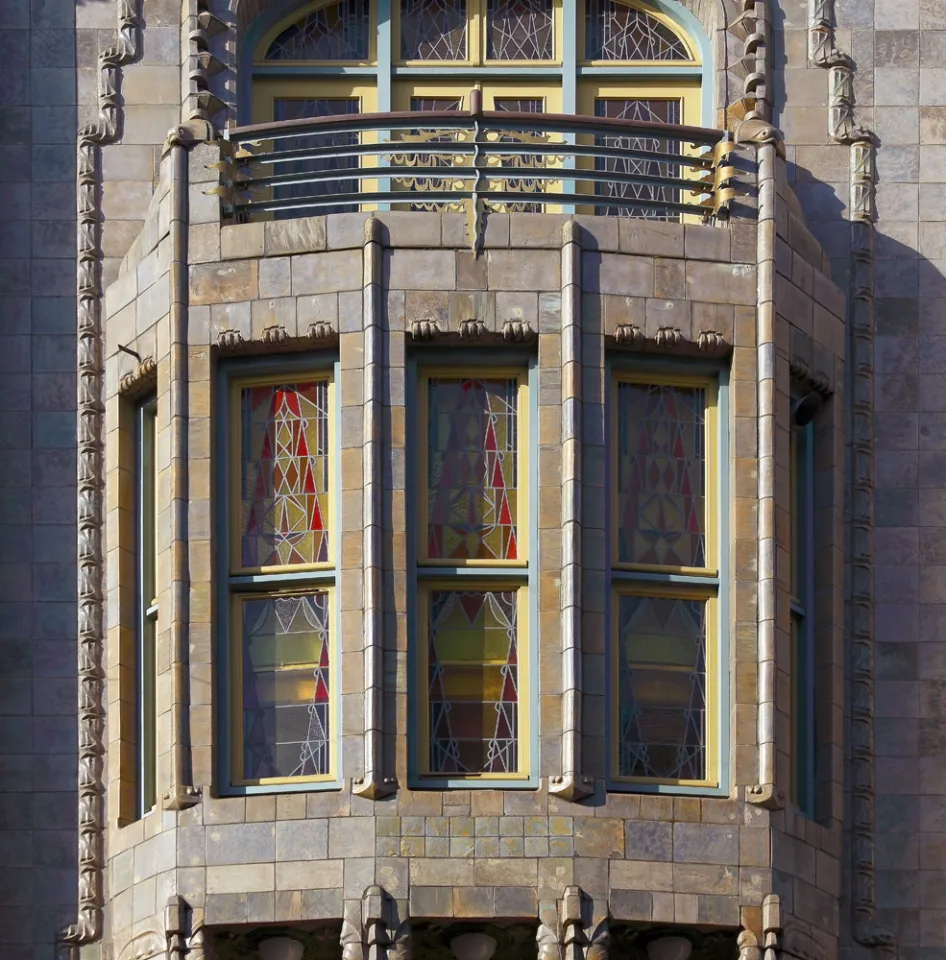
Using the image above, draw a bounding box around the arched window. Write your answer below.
[242,0,707,218]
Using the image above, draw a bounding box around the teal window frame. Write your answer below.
[215,355,343,796]
[239,0,713,126]
[136,396,158,818]
[791,399,816,817]
[406,351,539,789]
[604,357,730,797]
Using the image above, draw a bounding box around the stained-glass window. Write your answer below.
[616,594,706,781]
[585,0,690,61]
[240,379,330,570]
[240,592,331,781]
[427,589,519,773]
[616,380,705,568]
[265,0,370,60]
[401,0,468,59]
[227,368,336,791]
[486,0,553,59]
[426,377,520,563]
[610,372,718,789]
[594,98,681,220]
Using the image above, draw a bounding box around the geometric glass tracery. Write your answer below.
[617,594,705,780]
[427,589,518,774]
[595,98,681,220]
[241,592,331,780]
[585,0,690,61]
[616,381,705,567]
[426,377,519,562]
[274,99,360,218]
[265,0,370,60]
[240,380,330,569]
[401,0,468,60]
[486,0,553,59]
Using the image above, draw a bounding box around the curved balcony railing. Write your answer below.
[218,90,738,234]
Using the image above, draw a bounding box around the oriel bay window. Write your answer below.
[414,369,533,783]
[609,371,725,791]
[220,364,339,791]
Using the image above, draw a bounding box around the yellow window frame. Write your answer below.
[229,370,337,577]
[610,370,718,577]
[417,366,529,568]
[230,587,338,786]
[578,0,699,66]
[393,0,563,66]
[417,579,531,779]
[610,584,719,789]
[254,0,378,66]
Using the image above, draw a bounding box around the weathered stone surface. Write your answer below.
[189,260,259,304]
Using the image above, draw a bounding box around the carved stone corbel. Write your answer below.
[561,887,608,960]
[165,896,188,960]
[614,323,645,347]
[737,929,762,960]
[502,319,536,342]
[410,319,443,341]
[458,318,488,340]
[118,355,157,397]
[342,887,411,960]
[537,924,564,960]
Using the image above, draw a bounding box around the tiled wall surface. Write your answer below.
[0,0,80,956]
[776,0,946,955]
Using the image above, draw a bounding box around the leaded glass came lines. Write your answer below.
[401,0,468,59]
[241,380,330,568]
[617,594,706,780]
[241,593,331,780]
[492,98,546,213]
[616,381,705,568]
[585,0,690,60]
[265,0,370,59]
[594,98,681,220]
[486,0,553,59]
[427,377,519,562]
[428,589,518,773]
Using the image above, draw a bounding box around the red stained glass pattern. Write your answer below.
[242,593,330,780]
[427,589,518,773]
[616,382,705,567]
[617,594,706,780]
[427,377,519,562]
[240,381,330,569]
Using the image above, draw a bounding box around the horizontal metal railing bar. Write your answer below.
[239,138,714,170]
[248,163,708,194]
[235,188,712,217]
[227,107,723,147]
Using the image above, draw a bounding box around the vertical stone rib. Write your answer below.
[354,218,395,798]
[747,138,782,810]
[164,139,199,810]
[61,0,141,948]
[550,220,591,801]
[849,143,897,960]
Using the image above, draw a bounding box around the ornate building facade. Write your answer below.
[0,0,943,957]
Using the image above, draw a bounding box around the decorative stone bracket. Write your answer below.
[537,887,608,960]
[341,886,412,960]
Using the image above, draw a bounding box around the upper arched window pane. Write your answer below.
[401,0,468,60]
[585,0,691,61]
[264,0,371,60]
[486,0,554,60]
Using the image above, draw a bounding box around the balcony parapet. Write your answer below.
[215,89,741,246]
